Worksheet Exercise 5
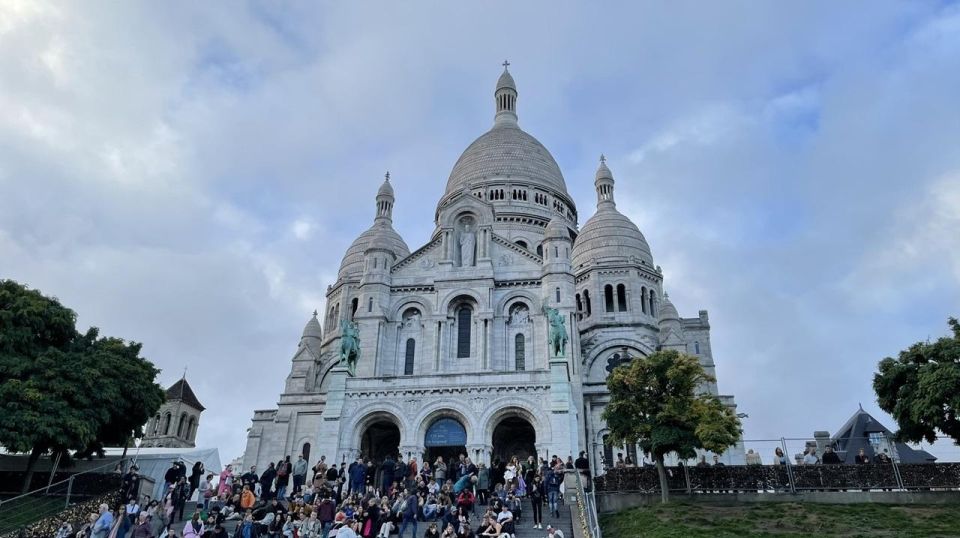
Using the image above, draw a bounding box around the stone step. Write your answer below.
[510,497,575,538]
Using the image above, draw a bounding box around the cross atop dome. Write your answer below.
[384,171,390,181]
[495,63,518,124]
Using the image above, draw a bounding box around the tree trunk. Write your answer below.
[22,446,44,494]
[655,454,670,504]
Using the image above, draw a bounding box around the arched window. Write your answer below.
[177,413,187,438]
[457,306,472,358]
[334,303,340,322]
[555,287,561,303]
[576,294,583,313]
[404,338,416,375]
[649,291,656,316]
[536,244,543,257]
[694,341,700,354]
[516,240,528,249]
[187,416,196,441]
[351,298,359,319]
[554,246,559,258]
[602,435,614,469]
[616,284,627,311]
[604,285,614,312]
[515,334,526,371]
[583,290,592,316]
[152,414,161,435]
[641,287,647,314]
[163,412,172,435]
[302,442,311,462]
[368,297,373,312]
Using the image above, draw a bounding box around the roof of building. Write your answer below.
[338,221,410,279]
[831,407,936,464]
[441,67,571,208]
[301,311,323,341]
[572,158,653,269]
[165,378,205,412]
[658,294,680,322]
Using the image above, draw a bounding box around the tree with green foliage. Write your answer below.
[0,280,165,492]
[602,349,741,503]
[874,317,960,445]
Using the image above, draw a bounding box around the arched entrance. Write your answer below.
[492,416,536,463]
[425,417,468,465]
[361,420,400,462]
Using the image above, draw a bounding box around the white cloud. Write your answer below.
[2,0,960,461]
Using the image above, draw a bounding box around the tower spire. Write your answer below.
[375,171,395,222]
[595,154,615,207]
[494,62,518,125]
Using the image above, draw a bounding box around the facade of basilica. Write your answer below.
[241,66,742,474]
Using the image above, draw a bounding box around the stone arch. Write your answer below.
[480,399,551,445]
[294,435,313,459]
[389,296,433,320]
[495,289,540,316]
[345,406,409,450]
[439,288,484,314]
[413,402,476,448]
[436,196,494,229]
[585,341,650,382]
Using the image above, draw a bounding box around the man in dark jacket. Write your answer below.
[381,455,395,492]
[397,489,419,538]
[259,463,276,500]
[348,457,366,495]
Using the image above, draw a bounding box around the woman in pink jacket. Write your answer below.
[182,512,204,538]
[217,464,234,497]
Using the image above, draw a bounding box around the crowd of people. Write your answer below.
[58,451,584,538]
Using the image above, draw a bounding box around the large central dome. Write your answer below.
[436,65,575,223]
[443,122,568,197]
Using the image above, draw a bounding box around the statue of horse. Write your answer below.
[542,306,569,357]
[339,320,360,376]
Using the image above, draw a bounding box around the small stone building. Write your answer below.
[141,378,205,448]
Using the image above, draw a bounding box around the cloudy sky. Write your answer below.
[2,1,959,462]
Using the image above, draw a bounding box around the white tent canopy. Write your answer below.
[101,446,222,500]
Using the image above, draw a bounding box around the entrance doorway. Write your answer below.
[361,420,400,462]
[492,416,536,463]
[424,417,467,471]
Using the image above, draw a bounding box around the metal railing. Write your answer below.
[0,459,128,536]
[572,469,602,538]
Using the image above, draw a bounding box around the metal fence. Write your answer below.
[594,435,960,494]
[0,460,126,536]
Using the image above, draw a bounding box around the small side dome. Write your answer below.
[658,294,680,322]
[544,217,569,241]
[301,310,323,341]
[339,222,410,279]
[377,172,395,198]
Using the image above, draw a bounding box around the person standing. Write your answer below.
[529,474,545,530]
[380,455,395,493]
[397,489,418,538]
[292,454,308,495]
[349,456,367,495]
[259,462,276,500]
[545,467,562,519]
[188,462,204,500]
[855,448,870,464]
[275,457,291,501]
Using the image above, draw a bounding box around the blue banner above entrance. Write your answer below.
[425,418,467,447]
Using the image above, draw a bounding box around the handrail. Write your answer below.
[573,469,602,538]
[0,458,130,508]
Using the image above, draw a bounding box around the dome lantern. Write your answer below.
[375,171,395,223]
[595,154,615,207]
[494,60,518,126]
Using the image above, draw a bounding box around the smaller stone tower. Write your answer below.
[141,377,206,448]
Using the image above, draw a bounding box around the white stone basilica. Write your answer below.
[242,66,742,475]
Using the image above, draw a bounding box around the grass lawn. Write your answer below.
[599,501,960,537]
